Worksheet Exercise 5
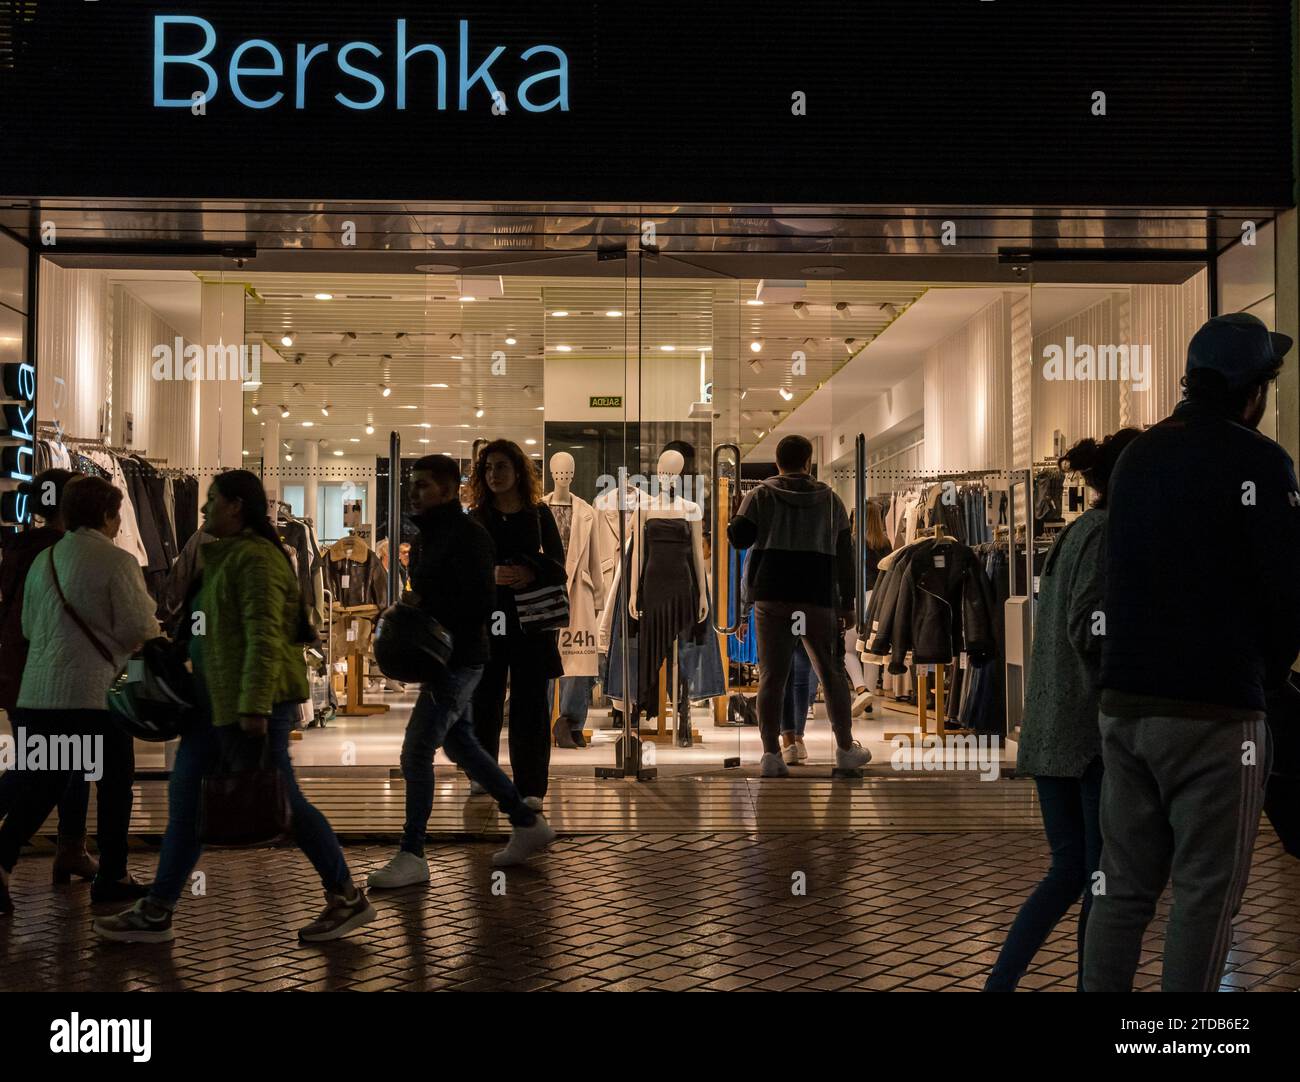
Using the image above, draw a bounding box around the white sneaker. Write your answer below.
[468,780,488,796]
[851,690,873,717]
[793,739,809,764]
[781,743,800,765]
[367,850,431,890]
[760,752,790,778]
[835,742,873,770]
[492,814,556,866]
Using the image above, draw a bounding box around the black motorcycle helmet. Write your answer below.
[373,604,454,683]
[105,639,198,742]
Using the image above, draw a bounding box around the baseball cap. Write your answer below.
[1186,312,1292,390]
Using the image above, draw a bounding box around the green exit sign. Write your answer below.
[590,396,623,408]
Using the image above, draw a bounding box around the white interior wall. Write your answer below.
[112,286,201,466]
[37,263,111,440]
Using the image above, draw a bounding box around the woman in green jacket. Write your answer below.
[95,471,374,945]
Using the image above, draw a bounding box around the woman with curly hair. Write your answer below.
[467,440,567,804]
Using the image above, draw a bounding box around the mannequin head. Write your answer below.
[550,452,575,491]
[656,449,685,486]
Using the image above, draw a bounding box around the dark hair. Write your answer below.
[1180,366,1280,416]
[1060,428,1143,509]
[470,439,541,510]
[412,454,462,490]
[211,469,293,569]
[775,434,814,472]
[62,476,123,532]
[22,468,76,525]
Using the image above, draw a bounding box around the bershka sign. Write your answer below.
[1,362,37,529]
[154,15,570,112]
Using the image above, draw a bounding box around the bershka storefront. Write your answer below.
[1,0,1297,788]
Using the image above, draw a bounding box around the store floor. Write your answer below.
[130,690,1019,776]
[1,831,1296,992]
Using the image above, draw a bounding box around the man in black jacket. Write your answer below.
[1084,313,1300,992]
[368,456,553,887]
[728,434,873,777]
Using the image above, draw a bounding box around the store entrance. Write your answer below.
[16,204,1276,784]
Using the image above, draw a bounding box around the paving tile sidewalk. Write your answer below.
[1,831,1296,992]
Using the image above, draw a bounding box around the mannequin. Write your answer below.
[542,452,605,748]
[620,450,710,737]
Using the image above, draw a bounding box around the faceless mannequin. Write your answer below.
[549,451,575,504]
[628,449,709,623]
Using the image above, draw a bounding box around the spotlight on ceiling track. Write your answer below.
[748,358,763,374]
[381,385,392,398]
[280,333,295,348]
[749,339,764,354]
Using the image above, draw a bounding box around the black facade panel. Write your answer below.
[0,0,1293,207]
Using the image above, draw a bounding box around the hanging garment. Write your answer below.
[326,537,388,609]
[85,450,149,568]
[593,485,634,625]
[889,539,998,672]
[543,492,605,678]
[728,548,758,664]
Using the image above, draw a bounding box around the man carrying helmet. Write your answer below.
[367,455,554,889]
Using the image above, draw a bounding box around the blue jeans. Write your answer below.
[402,665,535,855]
[150,702,351,907]
[547,676,595,732]
[781,641,819,737]
[986,756,1104,991]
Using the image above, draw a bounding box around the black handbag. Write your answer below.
[198,735,292,848]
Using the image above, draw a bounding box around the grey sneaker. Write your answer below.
[760,752,790,778]
[492,815,556,867]
[93,897,175,944]
[298,887,376,943]
[835,742,873,770]
[367,851,430,890]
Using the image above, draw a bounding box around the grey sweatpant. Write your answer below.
[1082,713,1270,993]
[754,601,854,756]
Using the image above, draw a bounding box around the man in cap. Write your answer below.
[1084,313,1300,991]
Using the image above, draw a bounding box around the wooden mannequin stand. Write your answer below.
[342,652,389,717]
[641,645,703,746]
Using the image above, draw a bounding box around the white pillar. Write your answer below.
[366,462,379,539]
[303,440,319,528]
[261,418,281,502]
[197,282,246,475]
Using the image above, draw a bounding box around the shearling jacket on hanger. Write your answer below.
[543,491,605,677]
[887,538,997,673]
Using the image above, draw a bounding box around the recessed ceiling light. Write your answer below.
[333,450,344,457]
[280,333,295,347]
[750,339,764,353]
[350,438,360,443]
[400,405,418,410]
[419,439,431,445]
[525,439,537,446]
[285,454,294,463]
[457,440,469,444]
[459,295,476,303]
[531,453,541,458]
[365,425,375,435]
[606,310,623,318]
[420,423,432,429]
[242,450,249,457]
[505,336,518,345]
[430,383,450,389]
[301,421,314,428]
[660,345,676,352]
[747,299,764,307]
[551,310,569,318]
[450,355,464,361]
[315,293,333,301]
[535,406,545,411]
[555,345,573,352]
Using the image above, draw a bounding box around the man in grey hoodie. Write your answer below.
[728,435,873,776]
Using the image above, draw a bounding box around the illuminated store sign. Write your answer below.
[153,16,570,112]
[1,361,36,527]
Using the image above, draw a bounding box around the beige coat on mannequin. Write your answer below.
[543,491,606,677]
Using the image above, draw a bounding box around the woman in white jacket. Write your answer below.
[0,476,160,915]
